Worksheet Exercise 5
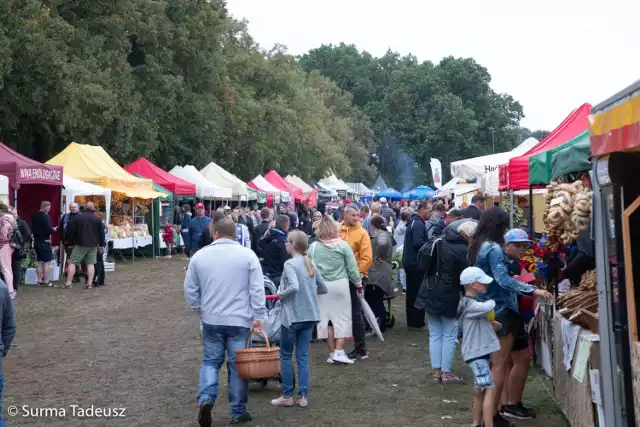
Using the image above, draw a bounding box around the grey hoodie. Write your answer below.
[457,296,500,362]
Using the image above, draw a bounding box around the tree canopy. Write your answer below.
[1,2,537,189]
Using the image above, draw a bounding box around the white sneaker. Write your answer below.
[331,350,354,364]
[326,352,335,364]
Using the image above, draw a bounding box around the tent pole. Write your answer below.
[13,189,17,209]
[528,185,534,237]
[132,197,135,262]
[152,199,155,259]
[509,190,514,228]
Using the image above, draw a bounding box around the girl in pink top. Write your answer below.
[0,203,16,298]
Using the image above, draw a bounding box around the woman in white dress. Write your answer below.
[308,215,362,365]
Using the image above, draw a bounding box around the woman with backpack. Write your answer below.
[366,215,396,333]
[415,218,474,383]
[0,203,17,299]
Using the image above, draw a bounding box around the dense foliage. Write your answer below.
[0,1,545,188]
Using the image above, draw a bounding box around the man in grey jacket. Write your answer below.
[0,279,16,427]
[184,218,266,427]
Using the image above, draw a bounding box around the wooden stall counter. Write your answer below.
[553,312,602,427]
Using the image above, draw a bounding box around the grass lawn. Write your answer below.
[4,258,568,426]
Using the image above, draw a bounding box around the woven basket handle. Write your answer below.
[247,330,270,349]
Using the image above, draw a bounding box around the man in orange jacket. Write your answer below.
[340,204,373,361]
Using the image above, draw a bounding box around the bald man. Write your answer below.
[64,202,105,289]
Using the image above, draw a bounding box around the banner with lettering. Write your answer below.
[430,158,443,189]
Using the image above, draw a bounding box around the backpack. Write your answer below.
[417,236,442,273]
[0,216,22,250]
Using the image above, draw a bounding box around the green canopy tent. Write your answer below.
[133,174,174,257]
[529,130,590,185]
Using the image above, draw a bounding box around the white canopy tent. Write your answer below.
[62,175,112,222]
[450,137,539,195]
[0,174,8,205]
[346,182,372,195]
[440,177,480,197]
[251,175,289,202]
[169,165,232,199]
[319,173,352,193]
[200,162,249,200]
[285,175,314,194]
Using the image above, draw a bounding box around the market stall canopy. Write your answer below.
[249,175,290,202]
[285,175,314,193]
[319,173,352,193]
[200,162,250,199]
[450,137,538,180]
[530,131,590,185]
[124,158,196,195]
[402,185,435,200]
[264,170,304,202]
[589,80,640,156]
[346,182,372,195]
[306,180,338,198]
[63,175,112,222]
[499,103,591,190]
[441,177,480,197]
[0,141,63,190]
[47,142,164,199]
[371,175,388,193]
[168,165,231,199]
[378,188,403,200]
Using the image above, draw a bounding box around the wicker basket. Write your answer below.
[235,335,280,380]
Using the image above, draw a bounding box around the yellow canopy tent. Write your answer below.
[47,143,165,199]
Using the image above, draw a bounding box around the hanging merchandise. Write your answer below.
[543,180,592,249]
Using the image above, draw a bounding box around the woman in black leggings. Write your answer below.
[366,215,395,333]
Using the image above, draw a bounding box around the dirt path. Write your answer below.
[4,258,567,426]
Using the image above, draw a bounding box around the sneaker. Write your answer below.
[326,352,335,364]
[230,412,252,424]
[494,412,516,427]
[331,350,354,364]
[347,350,369,361]
[365,330,375,338]
[198,399,213,427]
[501,403,536,420]
[441,372,464,383]
[271,396,294,407]
[296,396,308,408]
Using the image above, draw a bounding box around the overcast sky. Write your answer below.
[226,0,639,131]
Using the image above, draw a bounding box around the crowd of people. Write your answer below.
[182,192,556,427]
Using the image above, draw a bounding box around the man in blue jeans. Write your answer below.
[184,218,266,427]
[0,279,16,427]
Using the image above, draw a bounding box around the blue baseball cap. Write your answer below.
[504,228,531,243]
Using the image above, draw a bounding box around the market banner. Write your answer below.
[430,158,443,188]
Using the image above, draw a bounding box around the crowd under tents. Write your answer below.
[168,165,231,200]
[499,103,591,191]
[124,157,196,196]
[0,141,64,236]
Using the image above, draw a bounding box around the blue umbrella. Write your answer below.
[403,185,436,200]
[378,188,403,200]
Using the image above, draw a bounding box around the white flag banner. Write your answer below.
[430,158,443,188]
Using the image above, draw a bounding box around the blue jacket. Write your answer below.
[181,212,192,230]
[189,216,211,251]
[402,213,427,270]
[476,241,535,315]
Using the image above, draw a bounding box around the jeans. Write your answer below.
[199,324,251,418]
[405,268,425,328]
[181,231,190,257]
[350,280,367,354]
[280,321,315,398]
[426,314,458,372]
[0,244,13,294]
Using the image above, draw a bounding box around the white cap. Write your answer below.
[460,267,493,285]
[379,197,387,203]
[224,205,231,210]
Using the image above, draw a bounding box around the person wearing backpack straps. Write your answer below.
[0,203,17,299]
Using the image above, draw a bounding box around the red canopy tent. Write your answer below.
[0,141,63,241]
[499,103,592,190]
[124,158,196,195]
[264,170,304,203]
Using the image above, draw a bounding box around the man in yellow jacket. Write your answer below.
[340,204,373,360]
